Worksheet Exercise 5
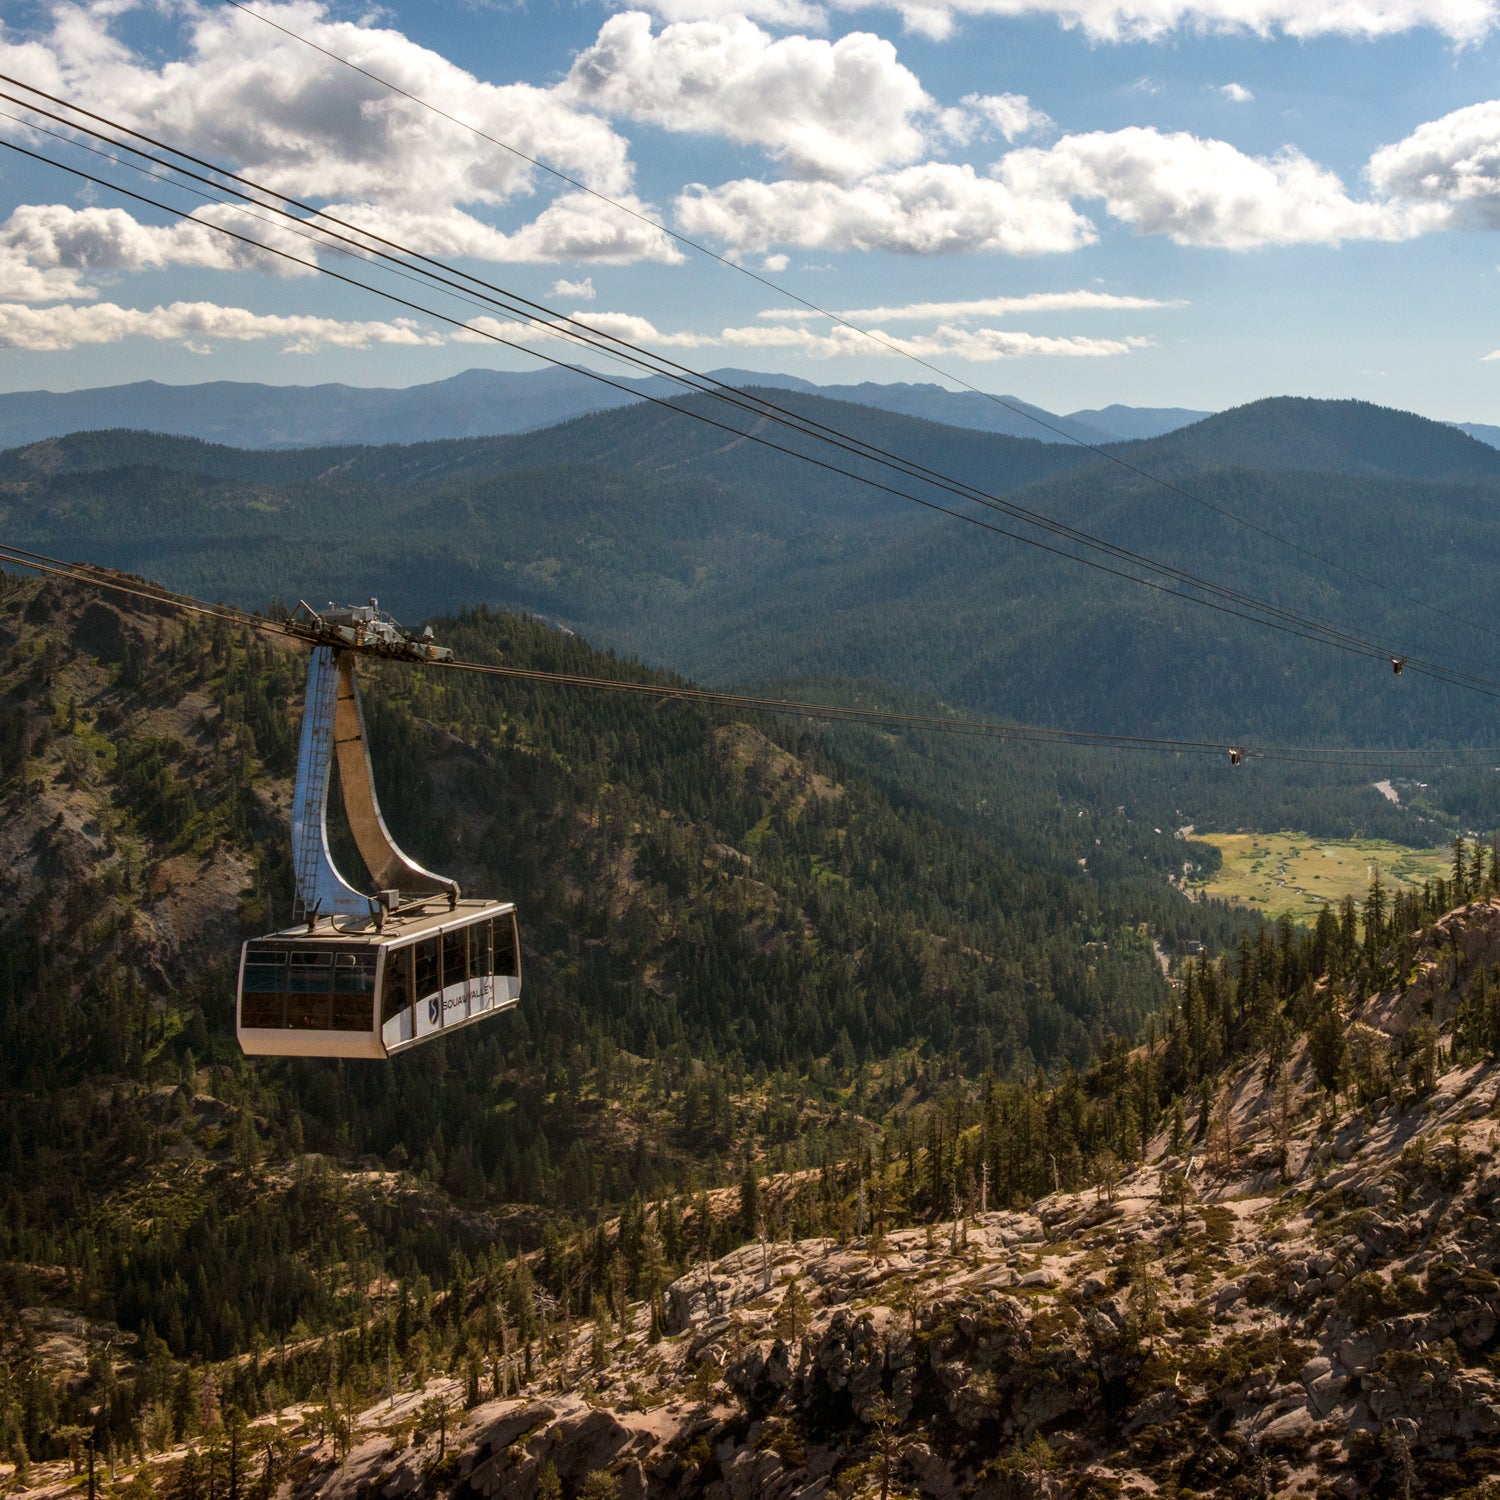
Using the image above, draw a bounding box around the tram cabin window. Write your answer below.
[240,942,375,1031]
[492,918,518,976]
[413,938,439,1001]
[383,946,413,1023]
[442,929,468,992]
[468,922,490,983]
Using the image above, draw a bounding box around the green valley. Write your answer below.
[1184,829,1455,921]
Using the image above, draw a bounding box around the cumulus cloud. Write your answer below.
[561,13,935,181]
[678,123,1472,257]
[0,299,445,353]
[827,0,1500,43]
[1367,101,1500,229]
[0,0,676,266]
[634,0,829,27]
[552,277,597,300]
[315,197,681,265]
[1219,82,1254,102]
[958,93,1053,142]
[549,22,1039,213]
[1000,127,1438,248]
[676,163,1094,254]
[0,203,318,303]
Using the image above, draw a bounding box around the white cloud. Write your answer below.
[0,202,318,303]
[0,0,673,267]
[1367,101,1500,229]
[1001,127,1436,248]
[459,309,709,348]
[759,288,1182,320]
[317,197,681,265]
[676,163,1095,254]
[0,299,445,353]
[463,308,1141,359]
[498,194,683,264]
[2,1,631,203]
[633,0,830,27]
[0,258,88,303]
[561,13,935,181]
[1219,82,1254,102]
[678,125,1466,258]
[552,276,597,300]
[763,253,791,271]
[960,93,1053,141]
[827,0,1500,43]
[718,320,1144,356]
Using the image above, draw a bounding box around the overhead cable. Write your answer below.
[4,544,1499,773]
[4,72,1485,666]
[208,4,1500,651]
[0,118,1478,694]
[0,79,1481,685]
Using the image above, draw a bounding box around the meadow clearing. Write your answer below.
[1184,831,1452,923]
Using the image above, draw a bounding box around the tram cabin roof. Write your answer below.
[259,896,515,947]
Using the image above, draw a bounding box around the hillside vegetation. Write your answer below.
[5,397,1500,758]
[0,571,1242,1392]
[6,566,1500,1496]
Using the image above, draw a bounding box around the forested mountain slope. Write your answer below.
[7,560,1500,1497]
[0,569,1252,1378]
[6,396,1500,748]
[697,458,1500,742]
[1125,397,1500,481]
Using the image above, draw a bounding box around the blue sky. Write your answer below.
[4,0,1500,420]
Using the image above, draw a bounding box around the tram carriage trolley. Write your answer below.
[238,899,520,1059]
[236,600,521,1060]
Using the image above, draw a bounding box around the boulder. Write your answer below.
[725,1339,795,1408]
[1124,1388,1179,1435]
[471,1404,557,1457]
[904,1441,958,1500]
[1258,1405,1317,1447]
[526,1408,635,1487]
[667,1275,737,1334]
[1306,1373,1343,1418]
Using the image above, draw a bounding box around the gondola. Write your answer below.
[236,601,521,1058]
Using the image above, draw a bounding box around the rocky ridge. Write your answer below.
[14,903,1500,1499]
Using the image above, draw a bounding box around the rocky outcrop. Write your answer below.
[21,902,1500,1500]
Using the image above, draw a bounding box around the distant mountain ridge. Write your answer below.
[0,367,658,450]
[0,365,1213,450]
[1131,397,1500,481]
[1457,420,1500,451]
[6,392,1500,751]
[11,367,1500,459]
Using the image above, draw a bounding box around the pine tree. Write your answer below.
[774,1277,811,1343]
[738,1159,761,1241]
[1363,869,1387,959]
[1309,1007,1346,1097]
[1452,837,1469,904]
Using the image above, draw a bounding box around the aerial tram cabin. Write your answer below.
[236,601,521,1059]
